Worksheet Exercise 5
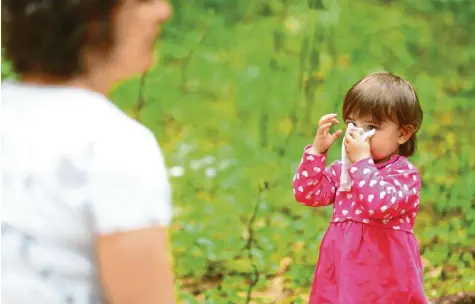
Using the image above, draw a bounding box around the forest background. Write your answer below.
[2,0,475,302]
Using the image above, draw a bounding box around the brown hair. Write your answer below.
[342,72,423,157]
[2,0,119,77]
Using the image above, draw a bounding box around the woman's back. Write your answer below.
[1,81,172,303]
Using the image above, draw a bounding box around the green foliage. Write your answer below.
[1,50,15,80]
[3,0,474,301]
[140,0,474,301]
[120,0,475,301]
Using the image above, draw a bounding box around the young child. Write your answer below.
[293,72,428,304]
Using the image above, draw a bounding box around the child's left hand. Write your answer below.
[344,130,371,164]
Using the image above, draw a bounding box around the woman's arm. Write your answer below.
[90,124,176,303]
[96,226,176,304]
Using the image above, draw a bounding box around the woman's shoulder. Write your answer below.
[3,80,166,186]
[90,100,162,164]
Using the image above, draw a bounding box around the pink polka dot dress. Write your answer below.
[293,145,428,304]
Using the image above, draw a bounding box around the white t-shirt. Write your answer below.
[1,81,173,304]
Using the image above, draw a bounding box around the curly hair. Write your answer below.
[2,0,120,77]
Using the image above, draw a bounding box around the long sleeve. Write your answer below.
[348,157,421,221]
[293,145,340,207]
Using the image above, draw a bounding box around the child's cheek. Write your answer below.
[369,137,381,158]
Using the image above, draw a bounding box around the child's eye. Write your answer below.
[367,125,377,131]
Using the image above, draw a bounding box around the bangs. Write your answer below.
[342,73,414,125]
[342,90,398,124]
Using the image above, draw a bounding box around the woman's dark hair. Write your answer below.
[342,72,423,157]
[2,0,120,77]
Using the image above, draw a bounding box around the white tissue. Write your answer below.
[339,123,376,192]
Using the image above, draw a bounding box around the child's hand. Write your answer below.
[309,113,343,155]
[344,130,371,163]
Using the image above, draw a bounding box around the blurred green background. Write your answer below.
[3,0,475,303]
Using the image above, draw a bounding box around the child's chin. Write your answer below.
[371,154,384,162]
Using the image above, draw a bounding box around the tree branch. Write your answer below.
[135,71,148,121]
[244,184,266,304]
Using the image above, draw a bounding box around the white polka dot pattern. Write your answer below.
[293,145,341,207]
[293,145,421,232]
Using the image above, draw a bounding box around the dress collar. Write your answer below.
[375,154,400,169]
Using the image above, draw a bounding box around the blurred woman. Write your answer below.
[1,0,176,303]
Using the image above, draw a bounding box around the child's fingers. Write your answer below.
[344,144,350,155]
[344,133,354,145]
[318,114,338,127]
[350,130,363,140]
[331,129,343,141]
[317,122,332,135]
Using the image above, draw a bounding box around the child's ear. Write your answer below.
[397,126,414,145]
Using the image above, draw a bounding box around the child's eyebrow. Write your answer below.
[362,118,382,124]
[346,118,375,123]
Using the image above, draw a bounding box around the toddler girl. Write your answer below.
[293,72,428,304]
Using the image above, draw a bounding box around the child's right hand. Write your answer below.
[309,113,343,155]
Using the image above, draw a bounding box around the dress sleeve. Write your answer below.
[293,145,340,207]
[88,127,173,234]
[348,157,421,220]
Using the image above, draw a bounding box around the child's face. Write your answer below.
[345,115,409,161]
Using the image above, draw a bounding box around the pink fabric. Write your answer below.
[293,145,428,304]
